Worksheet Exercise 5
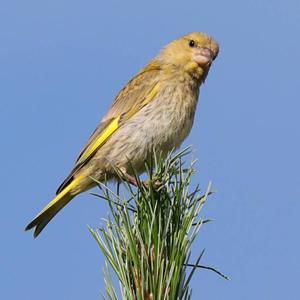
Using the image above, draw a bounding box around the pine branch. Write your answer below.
[90,148,228,299]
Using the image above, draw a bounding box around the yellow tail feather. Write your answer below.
[25,175,83,238]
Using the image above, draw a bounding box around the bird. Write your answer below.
[25,32,219,238]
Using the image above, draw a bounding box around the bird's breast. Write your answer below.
[139,81,199,151]
[93,80,200,175]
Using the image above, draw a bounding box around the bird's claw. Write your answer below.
[143,179,163,189]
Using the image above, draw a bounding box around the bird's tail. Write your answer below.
[25,175,83,238]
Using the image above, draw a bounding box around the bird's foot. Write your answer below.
[143,179,163,189]
[120,169,162,189]
[123,173,139,186]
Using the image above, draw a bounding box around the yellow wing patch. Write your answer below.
[79,116,121,164]
[78,83,160,166]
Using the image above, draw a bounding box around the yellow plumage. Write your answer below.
[26,32,219,237]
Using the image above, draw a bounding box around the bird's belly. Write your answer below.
[93,87,198,175]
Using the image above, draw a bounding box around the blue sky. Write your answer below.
[1,0,300,299]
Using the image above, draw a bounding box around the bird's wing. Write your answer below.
[56,61,161,194]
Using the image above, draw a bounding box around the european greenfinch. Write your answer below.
[26,32,219,237]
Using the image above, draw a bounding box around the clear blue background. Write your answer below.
[1,0,299,299]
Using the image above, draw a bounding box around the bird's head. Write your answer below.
[157,32,219,81]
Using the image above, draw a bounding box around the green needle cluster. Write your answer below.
[90,149,227,300]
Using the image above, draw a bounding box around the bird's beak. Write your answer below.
[193,47,215,67]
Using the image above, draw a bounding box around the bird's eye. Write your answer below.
[189,40,195,47]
